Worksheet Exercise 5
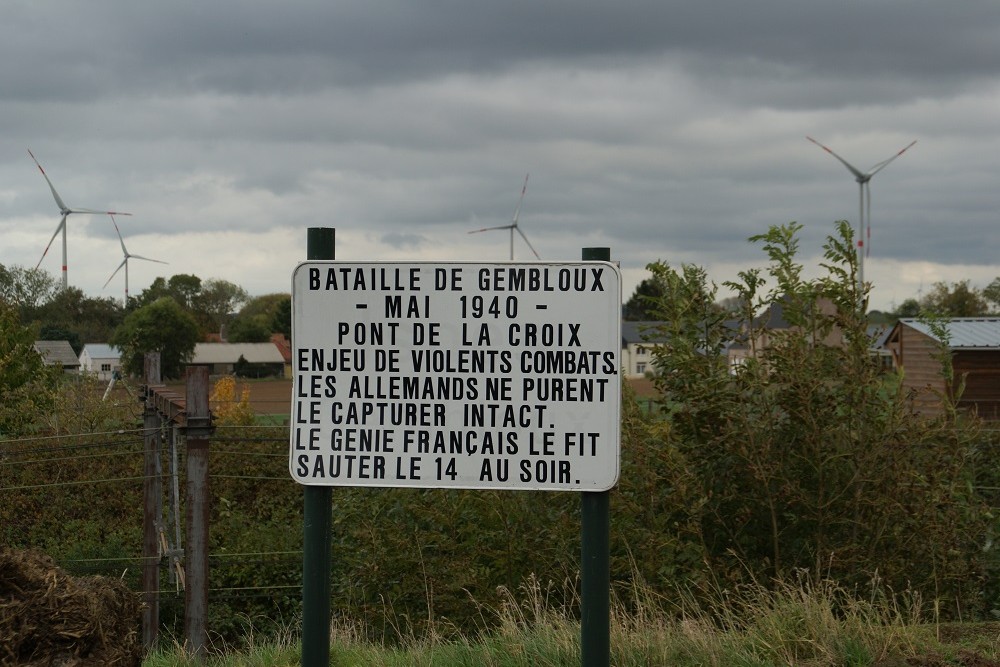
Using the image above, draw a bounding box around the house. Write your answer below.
[32,340,80,373]
[623,319,743,378]
[880,318,1000,420]
[621,322,668,378]
[270,333,293,378]
[727,297,844,372]
[79,344,122,381]
[188,342,285,378]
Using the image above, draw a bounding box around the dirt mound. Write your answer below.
[0,548,142,666]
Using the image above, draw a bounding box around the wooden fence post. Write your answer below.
[184,366,212,659]
[142,353,163,649]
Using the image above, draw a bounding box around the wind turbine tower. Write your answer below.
[104,215,167,302]
[806,136,916,297]
[28,149,132,290]
[468,173,540,260]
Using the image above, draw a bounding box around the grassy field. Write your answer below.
[141,578,1000,667]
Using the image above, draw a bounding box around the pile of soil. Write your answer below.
[0,548,142,666]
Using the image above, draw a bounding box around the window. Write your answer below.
[101,363,112,372]
[636,346,647,356]
[636,362,647,374]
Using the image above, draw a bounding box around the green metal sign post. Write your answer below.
[302,227,334,667]
[580,247,611,667]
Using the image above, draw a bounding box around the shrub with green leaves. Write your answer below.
[644,221,988,616]
[0,301,59,437]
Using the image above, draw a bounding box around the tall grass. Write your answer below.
[143,574,964,666]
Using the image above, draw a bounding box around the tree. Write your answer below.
[892,297,921,318]
[983,277,1000,313]
[30,287,124,345]
[0,264,57,315]
[919,279,988,316]
[135,274,203,310]
[272,296,291,339]
[227,293,288,343]
[110,297,201,379]
[197,278,249,339]
[0,302,59,436]
[227,317,271,343]
[622,276,671,321]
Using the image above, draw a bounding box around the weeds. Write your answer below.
[144,574,968,666]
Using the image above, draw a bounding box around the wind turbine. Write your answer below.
[806,136,916,296]
[468,173,540,260]
[28,149,132,290]
[104,214,167,302]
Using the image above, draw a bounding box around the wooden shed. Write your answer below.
[880,318,1000,420]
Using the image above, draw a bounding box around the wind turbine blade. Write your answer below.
[468,223,516,234]
[806,136,866,181]
[516,227,541,260]
[511,173,529,224]
[866,140,917,178]
[36,216,67,269]
[103,259,127,289]
[69,207,132,215]
[865,181,872,258]
[129,254,168,265]
[27,149,69,212]
[108,214,129,255]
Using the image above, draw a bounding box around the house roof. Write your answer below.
[33,340,80,367]
[270,333,292,363]
[621,321,670,345]
[897,318,1000,350]
[81,344,120,360]
[191,342,285,365]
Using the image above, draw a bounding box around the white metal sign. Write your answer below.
[289,261,621,491]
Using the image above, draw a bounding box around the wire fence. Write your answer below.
[0,419,303,638]
[6,394,1000,640]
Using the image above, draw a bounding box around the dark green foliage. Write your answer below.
[136,274,203,311]
[38,325,82,356]
[198,278,250,338]
[0,264,57,314]
[892,297,921,318]
[622,277,667,321]
[272,296,291,339]
[645,220,989,616]
[920,279,989,316]
[227,317,272,343]
[4,224,1000,648]
[0,302,59,436]
[227,293,289,343]
[27,287,125,348]
[110,296,200,379]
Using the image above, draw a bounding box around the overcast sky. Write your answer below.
[2,1,999,313]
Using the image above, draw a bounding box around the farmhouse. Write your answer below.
[79,344,122,381]
[621,322,668,378]
[32,340,80,373]
[880,318,1000,420]
[188,342,285,378]
[727,297,844,372]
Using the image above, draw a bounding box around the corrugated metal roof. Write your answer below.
[191,342,285,364]
[899,318,1000,349]
[81,344,120,360]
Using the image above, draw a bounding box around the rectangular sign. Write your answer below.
[289,261,621,491]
